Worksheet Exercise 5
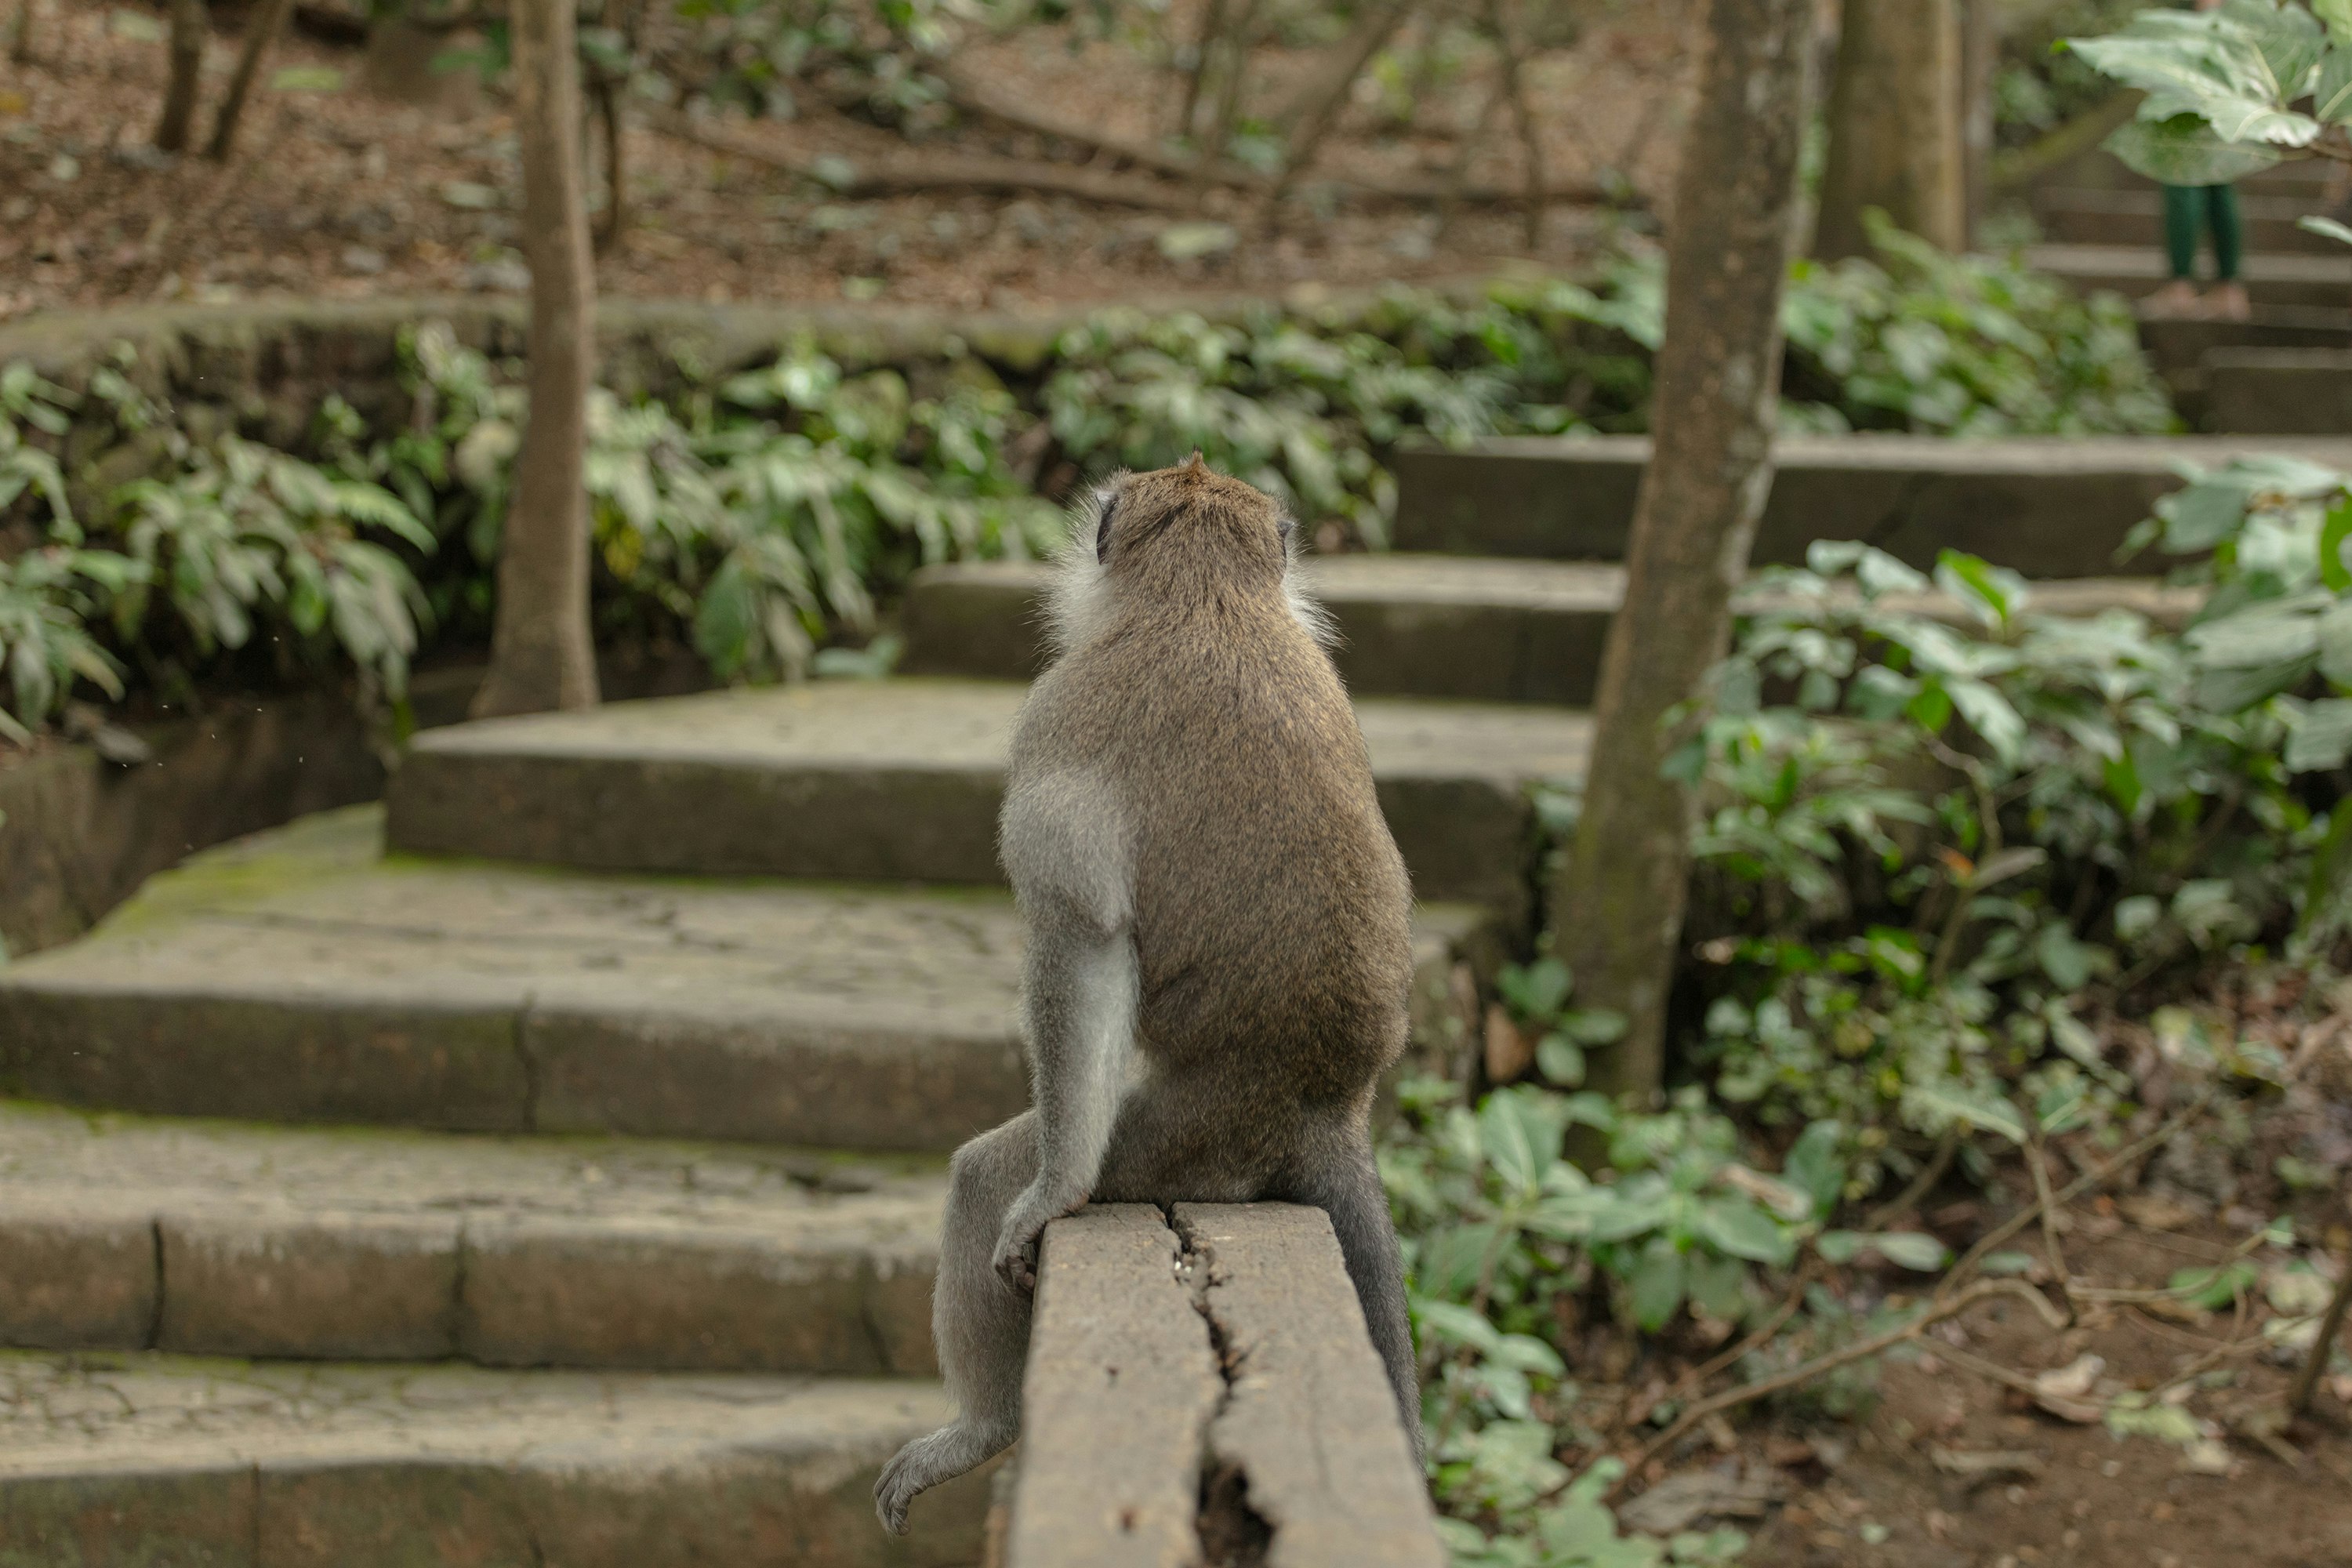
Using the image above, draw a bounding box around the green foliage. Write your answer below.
[2068,1,2352,190]
[1386,1079,1944,1564]
[670,0,966,123]
[1675,481,2344,1165]
[1570,227,2177,437]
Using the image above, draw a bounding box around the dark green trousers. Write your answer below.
[2163,183,2243,281]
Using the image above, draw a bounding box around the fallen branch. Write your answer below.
[1602,1279,2067,1505]
[1941,1091,2214,1299]
[1987,90,2140,194]
[942,67,1266,190]
[641,105,1201,212]
[2290,1233,2352,1417]
[942,63,1619,211]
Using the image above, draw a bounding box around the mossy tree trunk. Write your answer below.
[1551,0,1816,1107]
[1962,0,2001,245]
[155,0,207,154]
[1816,0,1965,259]
[203,0,296,162]
[472,0,601,719]
[9,0,34,65]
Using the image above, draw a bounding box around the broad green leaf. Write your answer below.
[2071,10,2321,145]
[1901,1080,2028,1144]
[2325,495,2352,591]
[1536,1033,1587,1088]
[1628,1236,1686,1331]
[1479,1088,1562,1196]
[2103,114,2287,185]
[1871,1231,1953,1272]
[2284,696,2352,771]
[1694,1198,1795,1266]
[1783,1120,1847,1218]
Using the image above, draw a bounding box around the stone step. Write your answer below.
[0,807,1494,1145]
[383,678,1588,913]
[2030,187,2347,254]
[2202,347,2352,435]
[0,807,1028,1151]
[0,1351,989,1568]
[1390,433,2352,570]
[2028,241,2352,307]
[2137,310,2352,378]
[0,1100,943,1375]
[898,556,2203,705]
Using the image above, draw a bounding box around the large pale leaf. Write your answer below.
[2103,114,2288,184]
[2072,10,2320,145]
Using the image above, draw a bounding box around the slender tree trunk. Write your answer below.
[9,0,33,66]
[1552,0,1816,1106]
[155,0,208,154]
[203,0,296,162]
[1263,0,1412,212]
[1961,0,2000,247]
[1815,0,1965,259]
[1486,0,1546,249]
[472,0,600,719]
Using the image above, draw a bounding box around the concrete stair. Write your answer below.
[381,679,1588,913]
[0,1099,945,1374]
[899,556,2203,703]
[2028,241,2352,310]
[0,806,1491,1145]
[0,1352,993,1568]
[2031,186,2348,256]
[1388,434,2352,572]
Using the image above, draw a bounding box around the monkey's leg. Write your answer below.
[1283,1134,1425,1462]
[873,1112,1039,1535]
[992,903,1138,1293]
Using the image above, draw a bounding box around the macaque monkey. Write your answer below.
[876,456,1422,1534]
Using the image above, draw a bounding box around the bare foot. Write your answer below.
[2140,278,2205,318]
[2205,281,2252,321]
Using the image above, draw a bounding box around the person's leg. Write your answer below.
[2147,184,2205,314]
[2205,183,2250,319]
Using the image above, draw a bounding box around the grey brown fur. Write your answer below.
[874,457,1424,1534]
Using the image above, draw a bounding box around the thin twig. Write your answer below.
[1865,1132,1958,1231]
[1483,0,1545,249]
[1941,1091,2213,1298]
[2289,1233,2352,1417]
[1601,1279,2067,1504]
[2025,1121,2078,1325]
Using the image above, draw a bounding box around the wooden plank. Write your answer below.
[1006,1204,1221,1568]
[1174,1203,1446,1568]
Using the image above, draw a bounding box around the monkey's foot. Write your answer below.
[873,1419,1014,1534]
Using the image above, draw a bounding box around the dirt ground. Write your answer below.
[0,0,1695,324]
[1602,991,2352,1568]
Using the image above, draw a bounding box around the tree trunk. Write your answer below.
[1815,0,1964,260]
[471,0,600,720]
[155,0,208,154]
[9,0,33,66]
[1961,0,2000,247]
[203,0,296,162]
[1552,0,1815,1106]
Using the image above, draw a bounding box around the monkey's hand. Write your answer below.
[993,1181,1086,1294]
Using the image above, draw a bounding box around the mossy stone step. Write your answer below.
[383,678,1590,913]
[1391,433,2352,572]
[0,808,1494,1147]
[0,1351,989,1568]
[899,556,2202,703]
[0,1100,943,1375]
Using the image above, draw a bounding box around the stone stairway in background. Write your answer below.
[0,429,2334,1566]
[2026,151,2352,432]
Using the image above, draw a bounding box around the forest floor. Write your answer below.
[1599,971,2352,1568]
[0,0,1696,325]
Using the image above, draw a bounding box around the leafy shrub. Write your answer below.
[1386,1081,1944,1566]
[1558,225,2178,437]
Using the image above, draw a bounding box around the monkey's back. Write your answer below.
[1008,593,1414,1103]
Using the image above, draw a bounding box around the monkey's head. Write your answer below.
[1048,455,1331,654]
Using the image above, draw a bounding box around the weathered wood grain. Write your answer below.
[1006,1204,1223,1567]
[1176,1203,1446,1568]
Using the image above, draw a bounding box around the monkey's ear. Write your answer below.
[1095,491,1121,564]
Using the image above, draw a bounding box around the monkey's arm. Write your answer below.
[995,912,1136,1292]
